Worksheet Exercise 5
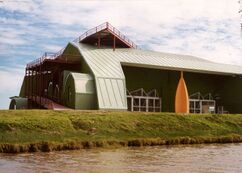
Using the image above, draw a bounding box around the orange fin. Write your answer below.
[175,71,189,113]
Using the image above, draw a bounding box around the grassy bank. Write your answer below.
[1,110,242,153]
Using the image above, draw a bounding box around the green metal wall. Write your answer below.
[185,72,219,95]
[185,73,242,114]
[122,66,179,112]
[217,76,242,113]
[122,66,242,113]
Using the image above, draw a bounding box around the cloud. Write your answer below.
[0,35,27,45]
[42,44,63,52]
[0,65,24,91]
[0,0,38,13]
[149,18,242,65]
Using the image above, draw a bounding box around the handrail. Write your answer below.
[26,22,137,69]
[26,49,65,69]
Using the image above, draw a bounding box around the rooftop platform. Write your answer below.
[26,22,137,69]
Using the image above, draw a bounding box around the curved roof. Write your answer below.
[64,72,95,94]
[9,97,28,109]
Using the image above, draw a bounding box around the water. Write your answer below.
[0,144,242,173]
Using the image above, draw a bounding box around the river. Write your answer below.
[0,144,242,173]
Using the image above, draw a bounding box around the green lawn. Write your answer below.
[0,110,242,152]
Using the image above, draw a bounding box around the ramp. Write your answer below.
[28,96,71,110]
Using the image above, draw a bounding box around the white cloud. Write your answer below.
[0,35,27,45]
[0,26,28,45]
[43,44,63,52]
[0,66,24,92]
[0,0,38,13]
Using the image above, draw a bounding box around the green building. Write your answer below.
[10,22,242,114]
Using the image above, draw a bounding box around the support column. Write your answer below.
[160,98,162,112]
[153,99,155,112]
[28,70,31,98]
[25,68,27,98]
[39,65,42,108]
[35,68,37,104]
[29,69,32,108]
[37,68,39,107]
[43,64,46,106]
[131,97,134,112]
[113,35,116,51]
[51,71,54,100]
[98,32,101,48]
[25,68,29,109]
[30,70,34,106]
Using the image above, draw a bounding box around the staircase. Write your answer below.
[28,96,71,110]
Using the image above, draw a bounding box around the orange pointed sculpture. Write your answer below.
[175,71,189,113]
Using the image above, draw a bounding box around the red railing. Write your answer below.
[26,22,137,69]
[106,23,137,49]
[72,22,107,42]
[73,22,137,49]
[26,49,65,69]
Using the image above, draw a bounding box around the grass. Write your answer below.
[0,110,242,153]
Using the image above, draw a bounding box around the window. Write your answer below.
[127,88,162,112]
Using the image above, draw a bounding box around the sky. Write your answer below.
[0,0,241,109]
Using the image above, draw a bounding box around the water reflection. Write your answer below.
[0,144,242,173]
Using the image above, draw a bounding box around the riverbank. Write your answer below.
[0,110,242,153]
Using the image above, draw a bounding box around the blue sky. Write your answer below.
[0,0,241,109]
